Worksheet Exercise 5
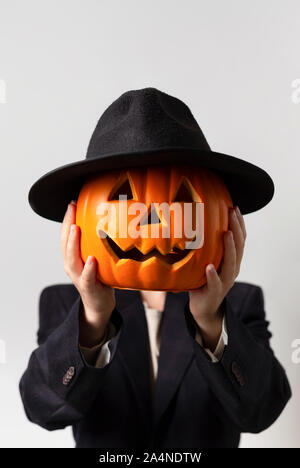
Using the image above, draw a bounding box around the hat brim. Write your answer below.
[28,147,274,222]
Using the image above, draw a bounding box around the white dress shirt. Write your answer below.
[80,301,228,380]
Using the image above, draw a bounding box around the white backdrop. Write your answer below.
[0,0,299,448]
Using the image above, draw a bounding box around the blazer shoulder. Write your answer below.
[37,283,79,345]
[40,283,79,308]
[227,281,264,316]
[230,280,263,295]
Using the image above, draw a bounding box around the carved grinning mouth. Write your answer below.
[99,231,195,265]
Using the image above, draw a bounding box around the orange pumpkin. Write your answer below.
[76,165,233,291]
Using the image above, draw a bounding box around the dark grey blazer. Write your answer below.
[19,282,291,448]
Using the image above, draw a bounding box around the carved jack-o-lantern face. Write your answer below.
[76,165,232,291]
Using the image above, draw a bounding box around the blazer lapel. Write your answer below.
[114,289,153,426]
[153,291,195,429]
[114,288,195,432]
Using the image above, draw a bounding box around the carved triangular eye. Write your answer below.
[109,176,134,200]
[140,206,161,225]
[173,178,194,202]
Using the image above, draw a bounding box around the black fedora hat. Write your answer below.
[28,87,274,222]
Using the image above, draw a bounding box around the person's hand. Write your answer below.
[61,200,116,347]
[188,205,247,351]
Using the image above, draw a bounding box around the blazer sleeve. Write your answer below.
[19,285,123,431]
[184,284,292,433]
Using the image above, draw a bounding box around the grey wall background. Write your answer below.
[0,0,299,448]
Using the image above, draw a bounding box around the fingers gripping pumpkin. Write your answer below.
[76,165,232,291]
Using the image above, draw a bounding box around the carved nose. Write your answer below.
[139,206,161,226]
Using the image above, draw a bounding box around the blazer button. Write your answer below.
[62,366,75,386]
[62,376,69,386]
[66,366,75,377]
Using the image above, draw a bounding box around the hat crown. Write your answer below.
[28,87,275,222]
[86,87,211,160]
